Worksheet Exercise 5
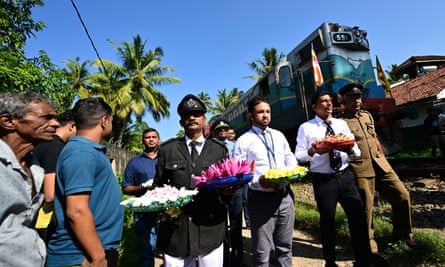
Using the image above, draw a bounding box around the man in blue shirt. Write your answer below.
[122,128,161,267]
[47,98,124,267]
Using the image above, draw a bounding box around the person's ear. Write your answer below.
[0,114,16,131]
[101,115,111,129]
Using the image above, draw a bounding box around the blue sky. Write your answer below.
[26,0,444,140]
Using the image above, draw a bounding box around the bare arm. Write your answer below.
[66,193,106,267]
[122,185,146,196]
[43,173,55,203]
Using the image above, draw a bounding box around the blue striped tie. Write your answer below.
[324,121,342,171]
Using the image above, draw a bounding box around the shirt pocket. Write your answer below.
[164,160,188,186]
[366,122,376,138]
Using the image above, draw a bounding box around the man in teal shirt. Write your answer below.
[47,98,124,267]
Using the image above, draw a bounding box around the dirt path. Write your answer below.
[154,227,355,267]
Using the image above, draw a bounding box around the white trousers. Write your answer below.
[163,242,224,267]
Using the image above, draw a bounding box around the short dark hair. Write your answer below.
[57,109,75,126]
[311,90,331,106]
[72,97,112,130]
[142,128,159,139]
[247,96,270,113]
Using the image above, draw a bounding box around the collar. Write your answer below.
[314,115,332,126]
[251,125,270,134]
[185,134,205,146]
[70,136,107,153]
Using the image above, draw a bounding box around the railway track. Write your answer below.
[387,157,445,179]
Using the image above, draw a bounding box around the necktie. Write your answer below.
[262,131,276,168]
[190,141,199,168]
[324,121,342,171]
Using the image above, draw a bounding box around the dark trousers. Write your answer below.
[134,213,158,267]
[224,187,244,267]
[242,184,250,227]
[311,168,370,267]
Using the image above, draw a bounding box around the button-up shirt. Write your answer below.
[233,125,297,192]
[295,115,361,174]
[0,139,46,267]
[185,135,205,155]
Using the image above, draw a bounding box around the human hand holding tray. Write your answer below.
[314,133,355,150]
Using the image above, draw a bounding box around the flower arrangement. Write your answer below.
[192,158,254,189]
[120,185,198,212]
[315,133,355,150]
[263,165,308,183]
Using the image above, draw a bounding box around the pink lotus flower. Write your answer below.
[192,158,254,188]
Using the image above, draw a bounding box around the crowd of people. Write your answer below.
[0,85,422,267]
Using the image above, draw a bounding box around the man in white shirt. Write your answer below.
[233,96,297,267]
[294,90,370,267]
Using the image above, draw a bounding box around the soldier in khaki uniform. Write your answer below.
[338,83,417,264]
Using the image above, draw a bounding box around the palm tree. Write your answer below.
[387,64,402,84]
[63,57,91,99]
[197,91,212,111]
[92,35,181,146]
[209,87,242,123]
[124,120,150,154]
[245,47,284,81]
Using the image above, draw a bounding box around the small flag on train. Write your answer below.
[311,46,324,87]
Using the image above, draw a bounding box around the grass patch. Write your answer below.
[387,148,432,159]
[293,188,445,266]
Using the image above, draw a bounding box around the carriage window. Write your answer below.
[278,65,292,88]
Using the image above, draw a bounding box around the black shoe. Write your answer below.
[371,253,389,267]
[405,239,419,248]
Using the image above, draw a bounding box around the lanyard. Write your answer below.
[250,128,276,167]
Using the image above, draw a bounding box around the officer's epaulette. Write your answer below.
[208,137,227,148]
[359,110,371,115]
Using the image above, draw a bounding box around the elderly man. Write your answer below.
[0,92,59,267]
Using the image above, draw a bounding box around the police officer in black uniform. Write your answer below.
[154,94,229,267]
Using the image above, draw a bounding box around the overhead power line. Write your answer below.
[69,0,108,73]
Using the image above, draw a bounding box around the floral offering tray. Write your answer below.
[263,166,308,183]
[203,173,253,190]
[192,158,255,190]
[315,133,355,150]
[315,140,355,150]
[120,185,198,213]
[124,196,194,213]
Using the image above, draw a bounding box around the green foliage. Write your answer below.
[123,120,150,154]
[119,207,140,266]
[245,47,284,81]
[387,148,431,159]
[0,0,73,113]
[0,0,45,51]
